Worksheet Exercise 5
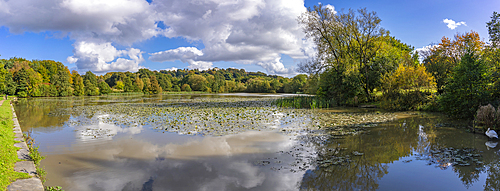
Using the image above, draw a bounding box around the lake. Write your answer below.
[13,94,500,191]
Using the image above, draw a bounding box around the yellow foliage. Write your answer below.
[383,64,436,92]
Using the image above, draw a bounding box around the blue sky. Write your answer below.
[0,0,498,76]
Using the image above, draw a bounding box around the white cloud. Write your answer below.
[149,0,311,75]
[324,4,337,14]
[67,41,143,73]
[163,67,178,71]
[415,45,438,63]
[443,18,466,30]
[0,0,313,75]
[149,47,213,70]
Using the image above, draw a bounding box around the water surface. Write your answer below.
[14,94,500,190]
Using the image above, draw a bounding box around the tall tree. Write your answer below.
[298,5,389,100]
[52,69,73,96]
[73,74,84,96]
[440,52,491,119]
[423,31,484,92]
[487,11,500,48]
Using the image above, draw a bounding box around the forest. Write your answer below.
[0,57,309,97]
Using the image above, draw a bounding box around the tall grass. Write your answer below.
[273,96,335,109]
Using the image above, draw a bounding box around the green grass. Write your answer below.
[274,96,336,109]
[23,131,46,183]
[0,98,31,190]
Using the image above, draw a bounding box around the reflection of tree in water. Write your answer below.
[299,114,491,190]
[484,159,500,191]
[301,158,388,190]
[300,116,421,190]
[14,98,78,131]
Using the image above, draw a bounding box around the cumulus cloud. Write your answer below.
[149,0,311,75]
[67,41,144,73]
[149,47,213,70]
[0,0,313,75]
[443,19,466,30]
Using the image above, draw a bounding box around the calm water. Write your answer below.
[13,94,500,191]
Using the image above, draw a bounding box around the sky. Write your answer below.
[0,0,498,76]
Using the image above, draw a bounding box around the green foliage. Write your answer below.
[52,69,72,97]
[149,76,162,94]
[24,131,46,183]
[317,68,363,106]
[439,53,492,119]
[83,80,99,96]
[186,74,207,91]
[114,81,124,90]
[98,80,112,95]
[380,64,436,111]
[72,74,84,96]
[380,90,433,111]
[172,85,181,92]
[487,11,500,48]
[0,57,308,97]
[246,78,272,93]
[181,84,191,92]
[274,96,335,109]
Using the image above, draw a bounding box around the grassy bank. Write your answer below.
[0,98,30,190]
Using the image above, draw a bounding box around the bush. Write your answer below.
[476,104,496,128]
[380,90,432,111]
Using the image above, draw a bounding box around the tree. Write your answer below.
[73,74,84,96]
[290,74,307,93]
[487,11,500,48]
[84,79,99,96]
[114,81,125,90]
[52,69,73,96]
[186,74,207,91]
[181,84,192,92]
[423,31,484,92]
[149,76,162,94]
[172,85,181,92]
[134,76,144,92]
[298,5,389,101]
[440,52,491,119]
[98,80,112,94]
[123,77,135,92]
[380,64,436,110]
[10,61,42,97]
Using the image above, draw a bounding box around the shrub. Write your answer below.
[476,104,496,128]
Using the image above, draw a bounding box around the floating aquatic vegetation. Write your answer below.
[415,147,484,170]
[49,97,398,137]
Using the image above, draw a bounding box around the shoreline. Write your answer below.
[6,99,43,191]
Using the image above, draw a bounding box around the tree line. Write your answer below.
[0,58,309,97]
[298,5,500,119]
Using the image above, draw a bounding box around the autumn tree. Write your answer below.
[423,31,484,92]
